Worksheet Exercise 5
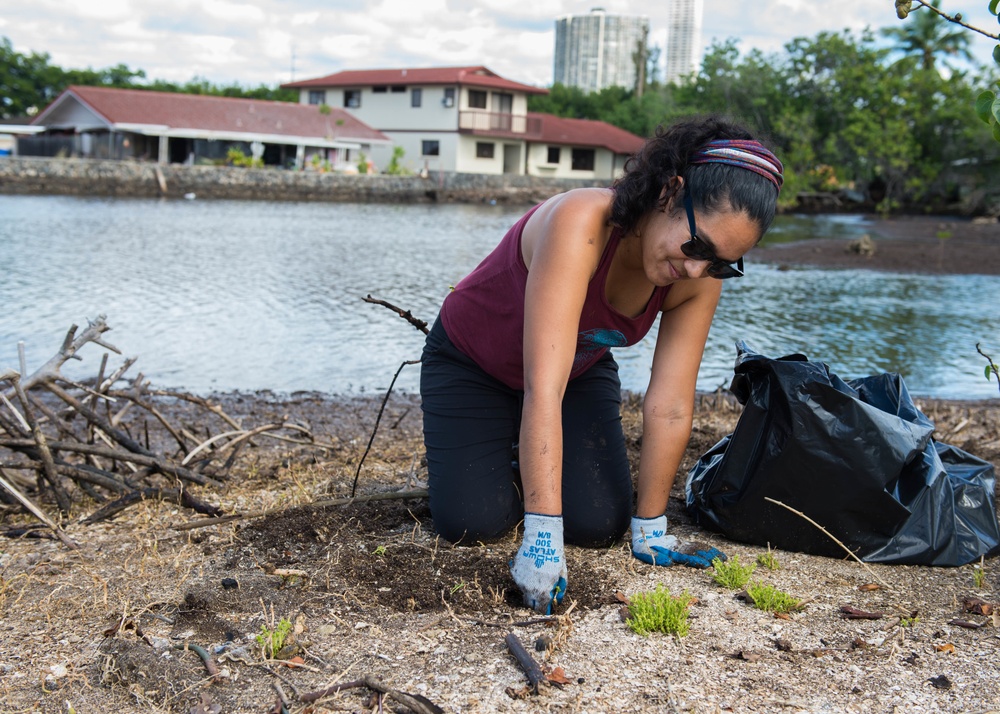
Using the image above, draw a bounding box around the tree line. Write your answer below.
[0,36,295,120]
[530,4,1000,213]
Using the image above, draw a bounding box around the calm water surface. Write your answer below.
[1,195,997,399]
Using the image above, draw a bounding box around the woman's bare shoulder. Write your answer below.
[521,188,615,267]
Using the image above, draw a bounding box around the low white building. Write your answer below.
[26,86,391,168]
[283,66,642,179]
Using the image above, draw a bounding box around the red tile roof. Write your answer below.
[33,86,390,143]
[283,66,548,95]
[532,113,644,155]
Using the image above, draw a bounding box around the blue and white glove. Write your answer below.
[510,513,568,614]
[631,515,727,568]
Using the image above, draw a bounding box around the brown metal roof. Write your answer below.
[283,66,548,95]
[33,86,391,143]
[531,113,644,155]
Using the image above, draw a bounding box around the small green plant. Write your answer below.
[357,151,369,174]
[972,558,986,589]
[745,582,801,614]
[256,617,293,659]
[449,580,466,595]
[371,545,387,557]
[227,146,263,168]
[384,146,411,175]
[626,584,693,637]
[712,555,756,590]
[318,103,331,115]
[899,615,920,628]
[756,548,780,571]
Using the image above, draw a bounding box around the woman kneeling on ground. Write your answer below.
[420,115,784,613]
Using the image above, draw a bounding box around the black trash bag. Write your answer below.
[686,341,1000,566]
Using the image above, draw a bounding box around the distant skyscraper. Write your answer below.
[554,8,650,94]
[665,0,703,85]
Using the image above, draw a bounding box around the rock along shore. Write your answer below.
[0,156,605,204]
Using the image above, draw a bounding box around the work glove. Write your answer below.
[509,513,568,614]
[631,515,727,568]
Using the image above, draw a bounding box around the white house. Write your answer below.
[26,86,391,168]
[283,66,643,179]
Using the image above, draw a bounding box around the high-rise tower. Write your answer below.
[664,0,704,85]
[553,8,650,94]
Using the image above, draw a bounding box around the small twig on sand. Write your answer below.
[505,632,547,694]
[300,674,444,713]
[764,497,890,589]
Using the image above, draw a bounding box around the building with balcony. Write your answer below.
[665,0,704,85]
[283,65,642,179]
[553,9,649,94]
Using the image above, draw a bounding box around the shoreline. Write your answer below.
[753,213,1000,276]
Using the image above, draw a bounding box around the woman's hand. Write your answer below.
[510,513,568,613]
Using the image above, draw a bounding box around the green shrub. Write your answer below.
[756,549,780,571]
[745,582,801,614]
[712,555,756,589]
[626,584,693,637]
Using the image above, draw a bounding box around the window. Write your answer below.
[476,142,495,159]
[571,148,595,171]
[442,88,455,108]
[308,90,326,105]
[391,85,406,93]
[344,90,361,108]
[546,146,561,164]
[372,85,388,93]
[468,90,487,109]
[491,92,512,113]
[411,88,422,108]
[421,140,440,156]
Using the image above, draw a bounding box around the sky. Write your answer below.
[1,0,997,90]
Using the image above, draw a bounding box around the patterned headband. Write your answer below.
[690,139,784,191]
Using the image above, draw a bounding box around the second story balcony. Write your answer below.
[458,111,542,138]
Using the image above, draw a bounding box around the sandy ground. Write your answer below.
[2,216,1000,714]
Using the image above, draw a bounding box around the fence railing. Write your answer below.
[458,111,542,138]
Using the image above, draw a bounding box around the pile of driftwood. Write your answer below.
[0,316,322,547]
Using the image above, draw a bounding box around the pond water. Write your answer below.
[1,195,997,399]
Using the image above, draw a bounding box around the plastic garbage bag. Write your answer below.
[686,341,1000,566]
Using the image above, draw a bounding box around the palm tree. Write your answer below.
[881,0,973,73]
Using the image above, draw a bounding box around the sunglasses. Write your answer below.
[681,191,745,279]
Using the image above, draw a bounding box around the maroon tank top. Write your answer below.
[440,203,671,390]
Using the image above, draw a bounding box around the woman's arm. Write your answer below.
[636,277,722,518]
[519,189,612,515]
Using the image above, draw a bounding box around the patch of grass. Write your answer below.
[256,617,293,659]
[745,582,801,614]
[712,555,756,589]
[626,584,693,637]
[756,548,780,571]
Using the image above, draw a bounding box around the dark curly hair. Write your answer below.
[610,115,779,239]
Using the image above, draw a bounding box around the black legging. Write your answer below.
[419,318,633,547]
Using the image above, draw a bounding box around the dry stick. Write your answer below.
[173,488,429,531]
[504,632,546,694]
[362,295,430,335]
[0,470,79,550]
[83,487,223,525]
[44,381,154,457]
[12,316,122,394]
[146,389,244,431]
[11,374,72,514]
[182,423,313,466]
[0,438,217,487]
[763,497,890,589]
[350,359,421,498]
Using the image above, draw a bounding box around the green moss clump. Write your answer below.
[712,555,756,589]
[626,584,693,637]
